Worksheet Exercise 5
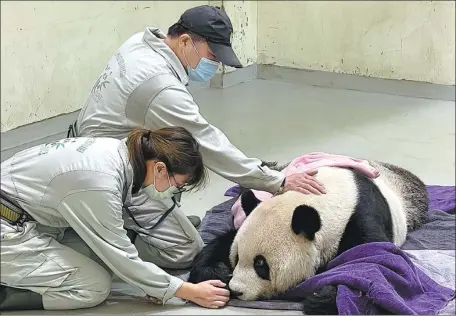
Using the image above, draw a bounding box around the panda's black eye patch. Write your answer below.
[254,255,270,280]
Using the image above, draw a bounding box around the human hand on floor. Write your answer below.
[283,170,327,195]
[175,280,230,309]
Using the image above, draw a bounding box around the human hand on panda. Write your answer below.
[175,280,230,309]
[283,170,327,195]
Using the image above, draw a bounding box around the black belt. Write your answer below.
[0,191,33,226]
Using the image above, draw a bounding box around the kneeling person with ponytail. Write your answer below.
[0,127,229,311]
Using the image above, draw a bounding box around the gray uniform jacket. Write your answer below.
[0,137,183,303]
[74,27,285,193]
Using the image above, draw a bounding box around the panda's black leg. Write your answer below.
[188,230,237,285]
[302,285,338,315]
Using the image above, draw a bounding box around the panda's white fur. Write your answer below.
[227,163,424,301]
[188,160,428,312]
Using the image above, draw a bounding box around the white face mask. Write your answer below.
[143,167,179,201]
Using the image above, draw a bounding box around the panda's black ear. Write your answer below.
[240,190,261,217]
[291,205,321,241]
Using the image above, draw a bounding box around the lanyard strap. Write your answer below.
[67,120,78,138]
[124,196,177,233]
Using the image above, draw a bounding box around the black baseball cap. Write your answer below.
[178,5,243,68]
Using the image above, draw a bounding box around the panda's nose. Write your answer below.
[230,290,243,298]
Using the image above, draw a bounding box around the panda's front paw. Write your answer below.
[188,262,233,285]
[302,285,338,315]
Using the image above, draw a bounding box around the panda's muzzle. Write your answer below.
[229,290,243,299]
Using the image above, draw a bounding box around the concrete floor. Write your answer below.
[3,79,455,315]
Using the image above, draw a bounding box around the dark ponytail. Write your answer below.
[126,129,149,193]
[126,127,208,194]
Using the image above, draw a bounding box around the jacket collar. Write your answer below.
[142,27,189,86]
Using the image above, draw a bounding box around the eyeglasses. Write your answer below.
[171,174,189,194]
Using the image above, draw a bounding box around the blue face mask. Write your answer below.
[184,41,220,82]
[188,57,219,82]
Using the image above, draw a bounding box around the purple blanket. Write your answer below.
[280,242,454,315]
[426,185,456,214]
[198,185,455,314]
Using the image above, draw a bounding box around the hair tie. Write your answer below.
[147,131,152,140]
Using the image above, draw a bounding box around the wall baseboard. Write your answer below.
[210,63,455,100]
[210,64,258,89]
[2,64,454,161]
[258,64,455,102]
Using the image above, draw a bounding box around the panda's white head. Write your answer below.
[228,190,323,301]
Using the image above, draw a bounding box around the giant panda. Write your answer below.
[188,160,429,314]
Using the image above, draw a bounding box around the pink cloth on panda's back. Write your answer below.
[231,152,380,229]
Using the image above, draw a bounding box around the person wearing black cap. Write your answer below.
[166,4,243,71]
[66,4,325,305]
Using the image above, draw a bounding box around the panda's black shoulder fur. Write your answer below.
[187,229,237,286]
[335,168,394,257]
